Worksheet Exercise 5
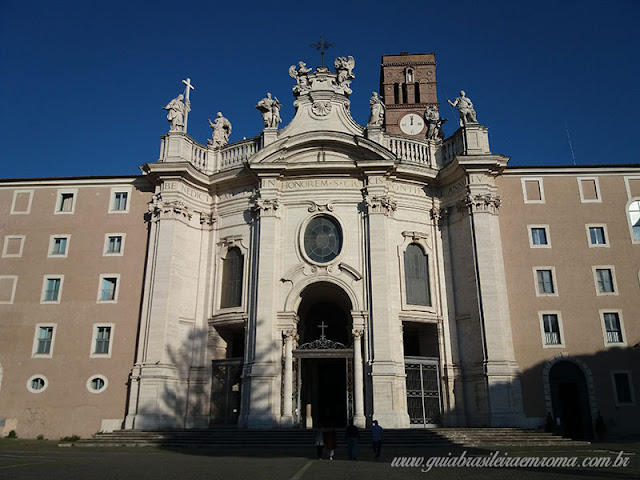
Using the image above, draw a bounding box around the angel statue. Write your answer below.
[163,94,190,132]
[208,112,232,147]
[289,61,312,95]
[256,93,282,128]
[334,56,355,85]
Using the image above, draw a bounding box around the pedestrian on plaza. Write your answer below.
[315,425,324,459]
[323,426,337,460]
[345,418,360,460]
[371,419,383,460]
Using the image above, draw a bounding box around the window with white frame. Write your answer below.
[612,371,635,405]
[2,235,25,258]
[539,312,564,347]
[91,325,113,356]
[593,267,617,295]
[87,375,108,393]
[104,234,125,256]
[48,235,70,257]
[521,178,545,203]
[220,247,243,308]
[10,189,34,214]
[535,268,557,295]
[628,200,640,242]
[578,177,601,203]
[109,187,132,213]
[97,275,119,302]
[0,276,18,304]
[41,276,63,303]
[528,225,550,248]
[586,225,608,247]
[32,324,56,357]
[26,374,48,393]
[601,311,625,345]
[55,190,77,214]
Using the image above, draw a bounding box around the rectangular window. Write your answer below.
[98,275,119,302]
[578,178,601,202]
[595,268,615,294]
[94,326,111,354]
[36,326,54,354]
[602,312,624,344]
[522,178,545,203]
[532,228,547,245]
[528,225,551,248]
[11,190,34,214]
[542,314,562,345]
[113,192,128,211]
[43,278,61,302]
[589,226,606,245]
[59,193,74,212]
[0,276,19,304]
[2,235,25,258]
[52,237,67,255]
[536,270,555,294]
[107,236,122,254]
[613,372,634,405]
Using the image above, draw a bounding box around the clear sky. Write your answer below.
[1,0,639,179]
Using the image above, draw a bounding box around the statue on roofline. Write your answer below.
[256,93,282,128]
[368,92,385,127]
[447,90,477,127]
[289,61,312,96]
[424,104,446,142]
[163,94,190,132]
[208,112,232,147]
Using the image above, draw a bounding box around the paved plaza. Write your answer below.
[1,439,639,480]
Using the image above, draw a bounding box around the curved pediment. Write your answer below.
[249,131,395,168]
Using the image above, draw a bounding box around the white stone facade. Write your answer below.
[123,58,526,430]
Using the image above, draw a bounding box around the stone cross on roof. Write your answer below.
[182,78,194,133]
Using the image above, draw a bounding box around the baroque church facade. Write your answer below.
[1,53,639,439]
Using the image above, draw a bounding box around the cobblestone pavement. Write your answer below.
[1,440,638,480]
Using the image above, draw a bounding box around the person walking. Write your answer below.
[323,426,337,460]
[345,419,360,460]
[315,426,324,459]
[372,420,383,460]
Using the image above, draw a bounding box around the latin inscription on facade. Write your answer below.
[162,182,211,202]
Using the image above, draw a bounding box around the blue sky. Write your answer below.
[1,0,638,179]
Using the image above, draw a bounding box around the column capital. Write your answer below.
[364,194,397,216]
[456,193,501,215]
[282,329,299,342]
[352,329,364,339]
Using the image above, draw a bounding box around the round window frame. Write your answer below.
[26,374,48,393]
[300,214,344,266]
[86,375,108,394]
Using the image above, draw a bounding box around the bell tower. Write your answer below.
[380,52,438,137]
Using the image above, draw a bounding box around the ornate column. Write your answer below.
[352,329,366,427]
[281,330,296,427]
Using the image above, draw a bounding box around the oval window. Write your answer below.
[303,216,343,263]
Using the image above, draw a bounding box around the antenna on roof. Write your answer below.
[565,121,576,165]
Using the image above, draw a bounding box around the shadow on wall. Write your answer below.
[517,344,640,440]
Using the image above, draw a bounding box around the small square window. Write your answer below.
[107,236,121,254]
[594,267,616,295]
[522,178,545,204]
[604,313,623,343]
[578,178,601,203]
[36,327,53,354]
[587,225,608,247]
[59,193,74,212]
[528,225,551,248]
[2,235,25,258]
[98,275,119,303]
[11,190,34,214]
[48,235,71,258]
[0,276,19,304]
[113,192,128,211]
[42,277,63,303]
[95,326,111,354]
[536,269,555,294]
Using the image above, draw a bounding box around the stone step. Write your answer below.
[73,428,589,448]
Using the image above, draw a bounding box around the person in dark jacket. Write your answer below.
[345,419,360,460]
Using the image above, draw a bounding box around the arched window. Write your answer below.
[221,247,243,308]
[405,68,414,83]
[404,244,431,306]
[629,200,640,241]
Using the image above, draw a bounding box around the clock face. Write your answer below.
[399,113,425,135]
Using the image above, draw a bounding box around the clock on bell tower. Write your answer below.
[380,52,439,138]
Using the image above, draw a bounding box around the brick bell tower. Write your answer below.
[380,52,438,137]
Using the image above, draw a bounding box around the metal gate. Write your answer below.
[405,357,441,426]
[210,359,242,425]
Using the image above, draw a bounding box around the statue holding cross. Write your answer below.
[163,78,194,133]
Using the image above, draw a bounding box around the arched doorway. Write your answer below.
[294,282,354,428]
[549,360,593,440]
